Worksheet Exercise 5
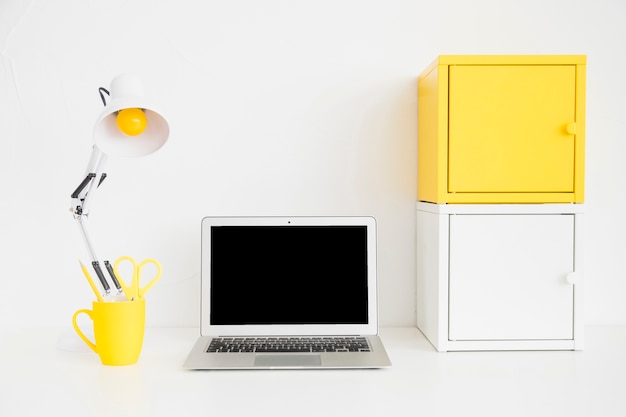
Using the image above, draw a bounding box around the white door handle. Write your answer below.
[566,272,578,285]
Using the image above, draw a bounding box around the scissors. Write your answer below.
[113,256,162,301]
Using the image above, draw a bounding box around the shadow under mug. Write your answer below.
[72,298,146,366]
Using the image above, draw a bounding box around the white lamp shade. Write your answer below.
[93,74,170,157]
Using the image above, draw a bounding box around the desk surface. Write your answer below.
[1,326,625,417]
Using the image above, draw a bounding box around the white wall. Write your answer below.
[1,0,624,328]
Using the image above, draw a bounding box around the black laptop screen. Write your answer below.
[209,225,369,325]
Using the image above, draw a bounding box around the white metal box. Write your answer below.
[416,202,584,351]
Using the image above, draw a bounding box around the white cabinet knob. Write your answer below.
[566,272,578,285]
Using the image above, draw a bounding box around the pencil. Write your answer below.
[79,259,104,302]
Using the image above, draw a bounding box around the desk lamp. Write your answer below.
[70,74,169,298]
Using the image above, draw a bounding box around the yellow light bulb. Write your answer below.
[116,108,147,136]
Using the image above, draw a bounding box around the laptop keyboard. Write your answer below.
[207,336,371,353]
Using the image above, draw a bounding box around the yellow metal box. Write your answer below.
[417,55,586,203]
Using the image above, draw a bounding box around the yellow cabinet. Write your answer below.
[418,55,586,203]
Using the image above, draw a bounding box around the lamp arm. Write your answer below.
[70,146,122,296]
[71,146,107,217]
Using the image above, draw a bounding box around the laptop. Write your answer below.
[183,216,391,369]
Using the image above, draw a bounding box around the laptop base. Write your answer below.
[183,335,391,370]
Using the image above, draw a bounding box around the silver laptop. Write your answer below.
[183,216,391,369]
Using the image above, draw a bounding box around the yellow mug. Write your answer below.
[72,298,146,366]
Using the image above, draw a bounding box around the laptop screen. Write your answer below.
[200,216,379,336]
[209,225,368,325]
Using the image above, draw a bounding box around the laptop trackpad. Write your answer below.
[254,354,321,367]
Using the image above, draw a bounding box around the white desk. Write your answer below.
[1,327,625,417]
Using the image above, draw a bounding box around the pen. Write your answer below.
[79,259,104,302]
[91,261,111,294]
[104,260,123,294]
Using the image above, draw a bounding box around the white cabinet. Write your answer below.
[416,202,584,351]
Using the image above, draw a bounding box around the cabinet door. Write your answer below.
[448,65,576,193]
[448,214,574,341]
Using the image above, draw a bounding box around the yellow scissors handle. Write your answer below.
[113,256,139,300]
[136,258,162,298]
